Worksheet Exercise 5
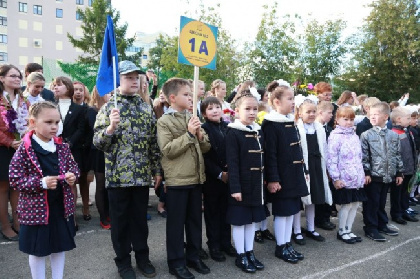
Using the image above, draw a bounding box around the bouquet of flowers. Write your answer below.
[292,81,316,96]
[222,108,235,123]
[256,111,267,125]
[1,97,29,140]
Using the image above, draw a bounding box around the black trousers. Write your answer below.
[108,187,150,271]
[390,175,412,219]
[363,181,391,232]
[202,182,231,250]
[166,185,202,268]
[315,181,335,224]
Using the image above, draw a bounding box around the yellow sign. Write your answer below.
[178,17,218,69]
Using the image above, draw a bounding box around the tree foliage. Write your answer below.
[58,62,98,91]
[337,0,420,103]
[67,0,135,64]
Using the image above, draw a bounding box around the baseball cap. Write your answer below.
[118,60,144,75]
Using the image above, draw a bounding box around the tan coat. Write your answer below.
[157,109,210,186]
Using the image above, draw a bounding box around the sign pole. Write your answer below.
[193,66,199,118]
[112,56,117,108]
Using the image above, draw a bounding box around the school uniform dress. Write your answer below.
[19,138,76,257]
[202,120,231,250]
[225,120,266,226]
[262,112,309,217]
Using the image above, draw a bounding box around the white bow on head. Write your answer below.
[277,79,291,88]
[294,94,319,109]
[249,87,261,101]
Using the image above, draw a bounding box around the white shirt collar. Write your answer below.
[32,134,56,153]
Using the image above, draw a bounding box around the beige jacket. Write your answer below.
[157,108,210,186]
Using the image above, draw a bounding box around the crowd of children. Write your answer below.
[1,61,420,279]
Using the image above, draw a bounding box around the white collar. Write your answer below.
[303,122,316,134]
[263,110,294,123]
[32,134,56,152]
[228,119,260,132]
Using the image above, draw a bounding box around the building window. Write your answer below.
[56,8,63,18]
[0,34,7,43]
[33,5,42,15]
[0,0,7,8]
[142,54,148,60]
[19,2,27,13]
[88,0,93,6]
[0,52,7,61]
[0,16,6,26]
[76,11,82,20]
[76,0,84,4]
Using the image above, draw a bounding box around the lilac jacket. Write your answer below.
[326,126,365,189]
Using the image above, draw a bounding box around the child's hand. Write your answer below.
[364,176,371,185]
[154,175,162,190]
[396,177,403,186]
[11,140,21,150]
[221,172,228,183]
[334,180,345,189]
[107,108,120,134]
[267,182,281,193]
[196,127,204,141]
[231,193,242,202]
[188,116,201,136]
[45,176,58,190]
[65,172,76,186]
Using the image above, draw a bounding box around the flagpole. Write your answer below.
[193,66,199,118]
[112,56,117,108]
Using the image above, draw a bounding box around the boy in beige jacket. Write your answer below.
[157,78,211,279]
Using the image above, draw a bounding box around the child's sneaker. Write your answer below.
[365,231,386,242]
[378,226,398,236]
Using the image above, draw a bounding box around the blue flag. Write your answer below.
[96,15,119,96]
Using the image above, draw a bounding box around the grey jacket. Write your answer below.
[360,127,404,183]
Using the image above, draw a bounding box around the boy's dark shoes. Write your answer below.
[221,244,237,257]
[316,221,336,231]
[137,260,156,278]
[286,242,304,260]
[83,214,92,221]
[365,231,386,242]
[402,214,419,222]
[292,233,306,245]
[246,250,264,270]
[186,259,210,274]
[254,230,264,243]
[169,266,195,279]
[157,210,167,218]
[119,267,136,279]
[274,244,299,264]
[378,226,398,236]
[306,230,325,242]
[209,248,226,262]
[261,229,275,241]
[198,247,209,260]
[235,253,257,273]
[392,217,407,225]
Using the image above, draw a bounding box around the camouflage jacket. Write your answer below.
[93,93,161,188]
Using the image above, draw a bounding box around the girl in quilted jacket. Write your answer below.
[9,101,79,279]
[326,107,367,244]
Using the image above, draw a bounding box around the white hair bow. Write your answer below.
[249,87,261,101]
[295,94,318,109]
[277,79,291,88]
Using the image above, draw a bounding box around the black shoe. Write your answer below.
[286,242,304,260]
[337,232,356,244]
[261,229,275,241]
[83,214,92,221]
[402,214,419,222]
[392,217,407,225]
[221,245,237,257]
[254,230,264,243]
[235,253,256,273]
[275,244,299,264]
[137,260,156,278]
[1,231,19,241]
[119,267,136,279]
[365,231,386,242]
[378,226,399,236]
[169,266,195,279]
[348,232,362,242]
[316,221,335,231]
[246,250,264,270]
[292,232,306,245]
[209,248,226,262]
[409,197,420,205]
[306,230,325,242]
[186,259,210,274]
[198,247,209,260]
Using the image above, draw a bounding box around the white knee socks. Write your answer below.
[29,252,65,279]
[261,218,268,231]
[285,215,293,243]
[305,204,315,232]
[293,211,302,239]
[346,202,359,233]
[338,204,351,234]
[233,223,256,254]
[274,215,294,246]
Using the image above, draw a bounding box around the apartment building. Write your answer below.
[1,0,97,70]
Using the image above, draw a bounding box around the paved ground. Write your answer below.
[1,183,419,279]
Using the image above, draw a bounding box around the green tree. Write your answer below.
[67,0,135,63]
[338,0,420,103]
[300,19,347,84]
[58,62,98,91]
[247,3,300,87]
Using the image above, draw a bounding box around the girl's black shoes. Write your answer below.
[275,244,299,264]
[246,250,264,270]
[286,242,304,260]
[337,232,356,244]
[235,253,256,273]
